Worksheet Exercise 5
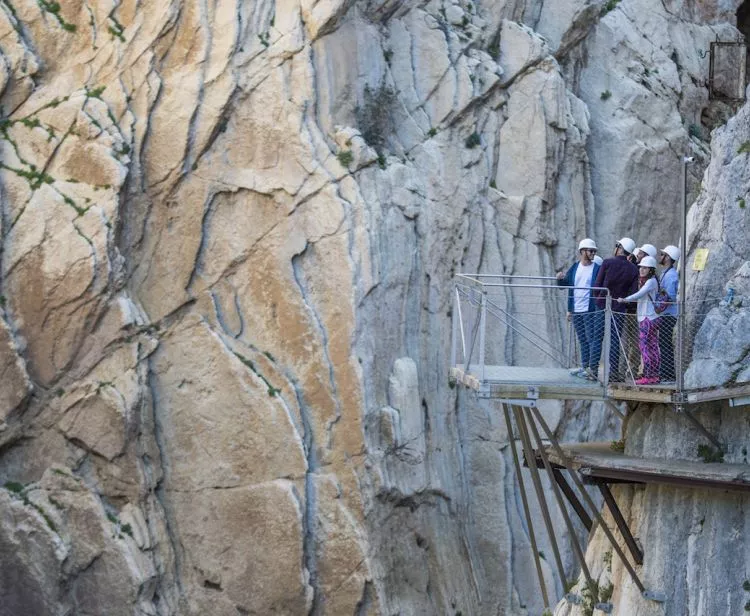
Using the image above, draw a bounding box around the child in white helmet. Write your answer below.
[616,256,660,384]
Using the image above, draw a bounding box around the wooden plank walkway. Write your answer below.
[544,442,750,492]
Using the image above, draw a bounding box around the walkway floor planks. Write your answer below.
[543,442,750,493]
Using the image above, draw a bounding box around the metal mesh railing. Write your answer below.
[452,274,734,395]
[452,275,611,384]
[604,299,719,388]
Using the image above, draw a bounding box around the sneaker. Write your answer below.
[569,367,586,377]
[647,377,661,385]
[635,377,655,385]
[584,368,598,382]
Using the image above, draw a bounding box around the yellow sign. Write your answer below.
[692,248,709,271]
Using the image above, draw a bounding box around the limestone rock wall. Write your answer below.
[0,0,745,614]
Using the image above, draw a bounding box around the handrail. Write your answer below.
[457,279,612,295]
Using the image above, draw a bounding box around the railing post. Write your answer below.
[677,156,692,396]
[676,301,685,394]
[479,291,487,381]
[451,287,459,368]
[603,295,612,390]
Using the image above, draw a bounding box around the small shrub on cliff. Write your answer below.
[355,83,396,153]
[337,150,353,167]
[737,141,750,155]
[610,439,625,452]
[697,444,724,463]
[600,0,621,15]
[4,481,25,494]
[743,579,750,592]
[465,132,481,148]
[600,90,612,101]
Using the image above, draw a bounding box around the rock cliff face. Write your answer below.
[0,0,747,615]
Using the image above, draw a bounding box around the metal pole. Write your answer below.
[451,288,459,368]
[529,406,646,593]
[524,409,594,588]
[501,404,550,609]
[479,291,487,381]
[511,405,568,589]
[456,289,467,360]
[603,296,612,390]
[677,156,692,394]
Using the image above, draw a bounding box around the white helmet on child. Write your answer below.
[578,238,597,251]
[637,244,657,258]
[640,256,657,268]
[617,237,636,254]
[661,245,681,262]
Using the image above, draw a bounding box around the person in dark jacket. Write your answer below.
[557,238,602,381]
[594,237,639,381]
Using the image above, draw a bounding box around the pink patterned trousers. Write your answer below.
[638,317,660,380]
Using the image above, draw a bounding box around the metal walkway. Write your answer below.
[450,274,750,407]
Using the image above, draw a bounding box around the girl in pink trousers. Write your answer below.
[616,256,660,384]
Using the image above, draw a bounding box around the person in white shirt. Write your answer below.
[556,238,602,381]
[615,256,660,385]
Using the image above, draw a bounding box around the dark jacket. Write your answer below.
[557,261,601,313]
[594,255,638,313]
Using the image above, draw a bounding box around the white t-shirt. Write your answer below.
[573,263,595,313]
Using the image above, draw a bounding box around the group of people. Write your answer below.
[556,237,681,386]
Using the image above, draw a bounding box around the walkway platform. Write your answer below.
[451,365,750,406]
[542,442,750,493]
[450,274,750,408]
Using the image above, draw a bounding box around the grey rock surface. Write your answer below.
[0,0,747,614]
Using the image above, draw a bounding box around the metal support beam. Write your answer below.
[529,407,647,594]
[678,408,723,451]
[523,409,594,588]
[553,469,593,533]
[596,482,643,565]
[603,399,626,421]
[511,405,568,588]
[501,404,549,609]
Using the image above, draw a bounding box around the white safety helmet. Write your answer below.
[661,245,681,262]
[617,237,636,255]
[637,244,657,258]
[593,255,603,265]
[578,238,598,251]
[640,256,657,268]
